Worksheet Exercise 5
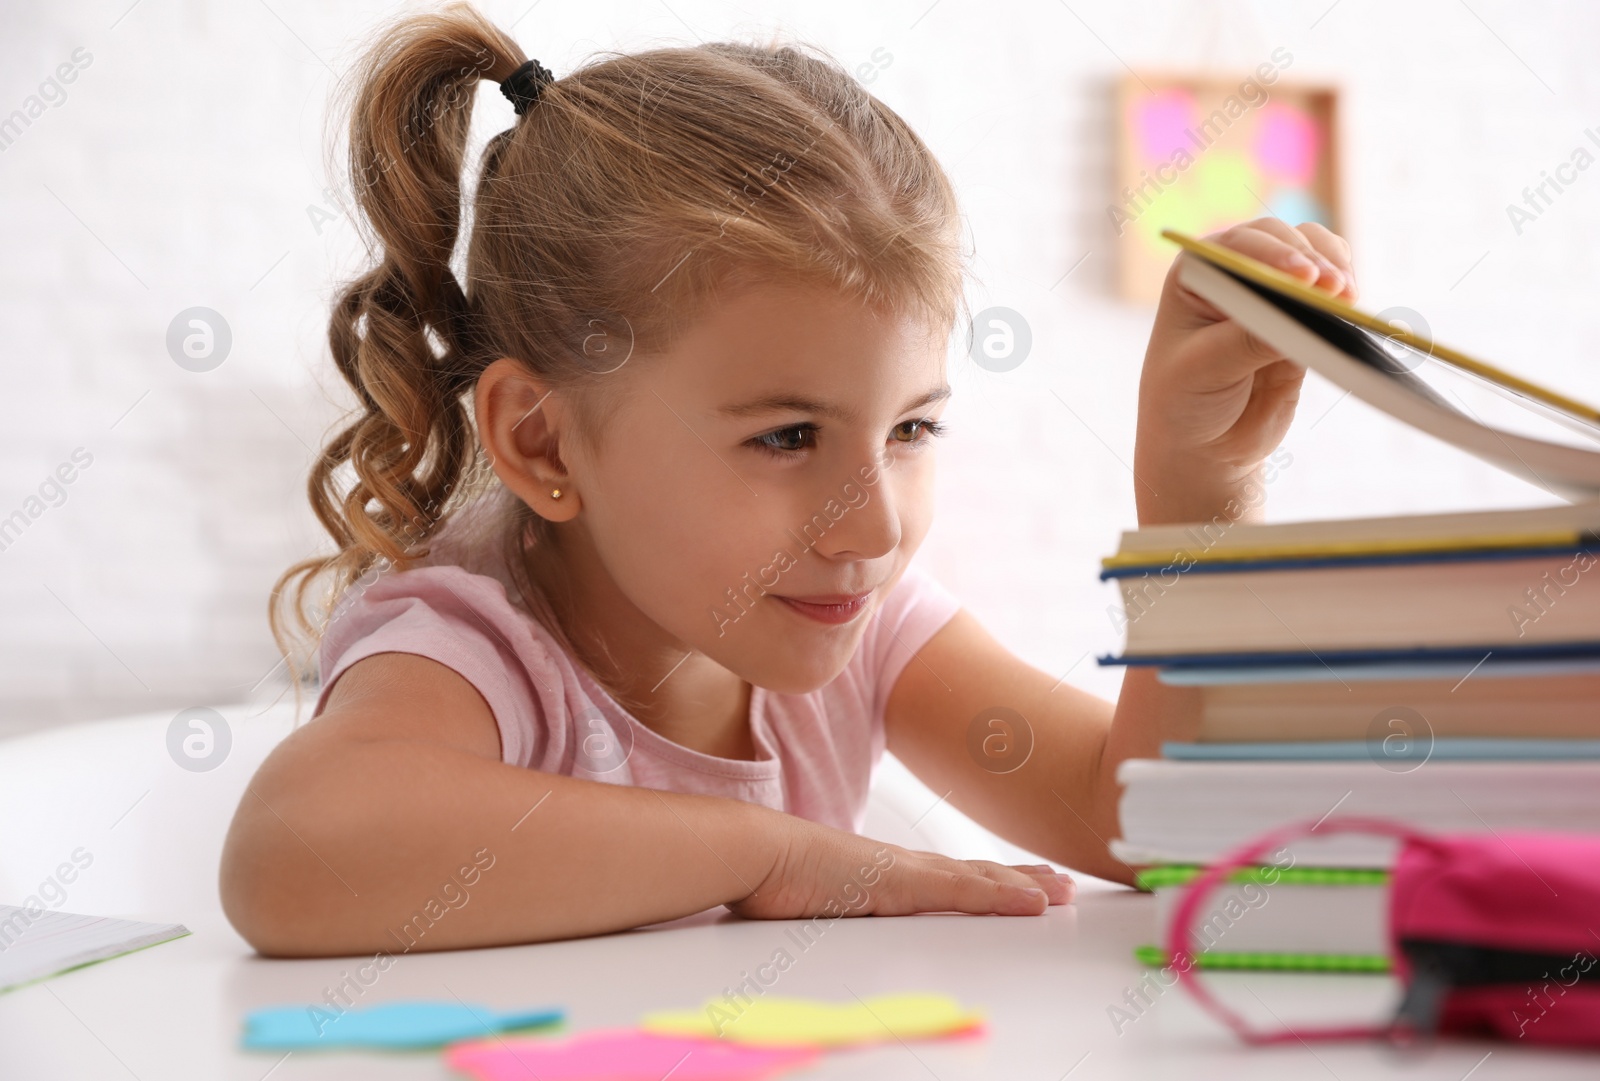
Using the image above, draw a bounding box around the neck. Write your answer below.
[525,522,755,761]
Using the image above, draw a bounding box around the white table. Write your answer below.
[3,706,1594,1077]
[5,885,1595,1080]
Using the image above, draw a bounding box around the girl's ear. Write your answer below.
[474,358,580,522]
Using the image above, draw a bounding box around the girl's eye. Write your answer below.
[892,418,948,446]
[749,424,817,456]
[746,418,949,458]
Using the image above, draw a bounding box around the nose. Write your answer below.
[805,458,901,563]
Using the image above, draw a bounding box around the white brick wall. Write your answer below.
[4,0,1599,738]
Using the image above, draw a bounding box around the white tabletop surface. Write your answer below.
[3,885,1595,1080]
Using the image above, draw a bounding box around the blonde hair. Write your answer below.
[269,1,968,712]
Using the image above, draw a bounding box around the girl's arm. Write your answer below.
[220,651,1071,957]
[885,219,1358,883]
[883,609,1191,886]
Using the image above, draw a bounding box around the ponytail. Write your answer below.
[269,4,524,709]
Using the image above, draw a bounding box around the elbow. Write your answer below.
[222,897,302,959]
[218,789,364,958]
[219,812,312,957]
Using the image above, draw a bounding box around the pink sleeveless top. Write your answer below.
[311,555,962,833]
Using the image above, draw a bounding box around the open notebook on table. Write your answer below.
[0,905,189,993]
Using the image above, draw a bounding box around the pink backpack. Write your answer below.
[1166,816,1600,1046]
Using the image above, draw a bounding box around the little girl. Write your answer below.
[220,2,1356,956]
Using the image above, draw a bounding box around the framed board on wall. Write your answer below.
[1111,67,1342,303]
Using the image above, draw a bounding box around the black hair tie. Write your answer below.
[500,58,555,116]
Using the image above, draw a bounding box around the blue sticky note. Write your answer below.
[243,1000,564,1050]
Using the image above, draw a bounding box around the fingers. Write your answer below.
[1209,218,1354,300]
[1297,221,1358,301]
[1208,223,1322,286]
[912,867,1050,916]
[890,857,1074,917]
[971,860,1075,905]
[733,830,1078,924]
[1023,864,1077,904]
[904,854,1071,896]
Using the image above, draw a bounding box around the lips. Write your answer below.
[773,590,874,625]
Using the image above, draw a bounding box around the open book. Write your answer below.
[1165,229,1600,501]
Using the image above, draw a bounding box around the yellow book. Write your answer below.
[1102,501,1600,571]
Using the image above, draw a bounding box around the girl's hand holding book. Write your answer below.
[1134,217,1359,527]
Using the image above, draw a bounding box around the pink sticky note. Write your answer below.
[1255,102,1320,184]
[1133,89,1196,163]
[445,1029,820,1081]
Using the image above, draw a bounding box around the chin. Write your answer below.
[747,632,864,694]
[750,662,848,696]
[697,598,874,694]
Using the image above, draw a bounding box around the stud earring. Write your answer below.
[551,488,562,499]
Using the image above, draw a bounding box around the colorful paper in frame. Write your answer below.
[447,1030,820,1081]
[1112,69,1341,301]
[641,991,986,1047]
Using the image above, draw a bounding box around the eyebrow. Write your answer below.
[717,384,952,422]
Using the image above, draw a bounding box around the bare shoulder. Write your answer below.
[280,652,503,763]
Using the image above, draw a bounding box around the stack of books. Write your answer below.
[1103,232,1600,972]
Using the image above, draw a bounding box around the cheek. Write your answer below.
[579,435,939,688]
[580,440,774,631]
[893,456,937,551]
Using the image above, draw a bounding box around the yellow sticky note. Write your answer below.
[641,992,985,1048]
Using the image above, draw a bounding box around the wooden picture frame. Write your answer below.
[1111,69,1342,303]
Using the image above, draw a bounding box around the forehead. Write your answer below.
[661,280,949,414]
